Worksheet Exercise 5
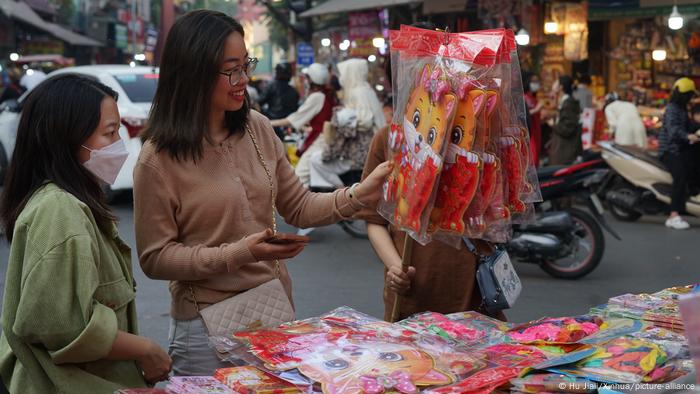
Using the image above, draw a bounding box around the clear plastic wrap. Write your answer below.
[167,376,237,394]
[380,26,542,245]
[509,373,597,393]
[295,336,454,394]
[213,366,309,393]
[547,337,668,384]
[380,29,480,244]
[506,316,606,345]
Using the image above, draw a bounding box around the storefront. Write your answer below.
[0,0,102,65]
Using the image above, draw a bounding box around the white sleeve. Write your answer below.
[286,92,326,130]
[604,104,616,129]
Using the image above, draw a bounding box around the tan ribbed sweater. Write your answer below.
[134,110,362,320]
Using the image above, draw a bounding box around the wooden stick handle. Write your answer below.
[390,236,414,322]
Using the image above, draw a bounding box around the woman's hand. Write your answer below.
[136,339,172,384]
[246,228,308,261]
[386,264,415,295]
[688,134,699,144]
[354,161,394,207]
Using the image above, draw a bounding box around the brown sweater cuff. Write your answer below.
[222,237,258,272]
[335,188,363,219]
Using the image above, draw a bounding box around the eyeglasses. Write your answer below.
[219,57,258,86]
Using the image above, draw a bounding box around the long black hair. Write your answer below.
[669,89,694,108]
[0,74,118,241]
[142,9,250,162]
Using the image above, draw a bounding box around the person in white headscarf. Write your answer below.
[308,58,386,188]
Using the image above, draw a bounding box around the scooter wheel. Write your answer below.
[540,208,605,279]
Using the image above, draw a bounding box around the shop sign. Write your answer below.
[589,3,700,20]
[348,11,379,58]
[297,41,314,66]
[20,40,64,55]
[251,42,272,76]
[115,24,128,49]
[145,27,158,52]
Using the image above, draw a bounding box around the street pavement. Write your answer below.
[0,195,698,351]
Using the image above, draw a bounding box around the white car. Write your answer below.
[0,65,159,196]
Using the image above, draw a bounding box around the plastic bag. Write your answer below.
[380,29,478,244]
[381,26,542,245]
[294,336,454,394]
[167,376,236,394]
[213,366,308,393]
[547,337,668,384]
[509,373,597,393]
[507,315,605,345]
[396,26,508,242]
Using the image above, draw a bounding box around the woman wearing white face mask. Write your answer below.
[0,74,171,393]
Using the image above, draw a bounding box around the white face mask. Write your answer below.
[81,139,129,185]
[530,82,541,92]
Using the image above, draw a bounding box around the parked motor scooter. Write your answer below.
[599,141,700,221]
[506,156,620,279]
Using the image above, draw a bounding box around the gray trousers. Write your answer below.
[168,317,232,376]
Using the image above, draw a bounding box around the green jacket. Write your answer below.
[0,184,147,393]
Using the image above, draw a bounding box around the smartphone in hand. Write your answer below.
[266,233,311,245]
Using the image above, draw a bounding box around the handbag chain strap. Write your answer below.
[189,124,280,315]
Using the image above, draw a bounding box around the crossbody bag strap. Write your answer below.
[190,124,281,314]
[462,237,495,261]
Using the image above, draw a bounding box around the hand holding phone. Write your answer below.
[266,233,311,244]
[246,229,309,261]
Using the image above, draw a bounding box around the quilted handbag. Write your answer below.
[194,277,294,337]
[189,125,295,339]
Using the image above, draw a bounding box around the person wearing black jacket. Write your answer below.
[658,77,699,229]
[260,63,299,139]
[0,66,25,104]
[548,75,582,165]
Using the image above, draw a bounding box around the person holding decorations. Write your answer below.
[133,10,392,376]
[361,127,505,322]
[358,50,506,321]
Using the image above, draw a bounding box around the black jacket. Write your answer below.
[260,80,300,120]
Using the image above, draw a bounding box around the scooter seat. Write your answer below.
[615,144,665,170]
[519,211,573,233]
[537,165,567,180]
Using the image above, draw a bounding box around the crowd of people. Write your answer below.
[0,10,698,392]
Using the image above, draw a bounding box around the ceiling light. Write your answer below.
[515,28,530,46]
[668,5,683,30]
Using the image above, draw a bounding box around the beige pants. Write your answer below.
[294,138,326,187]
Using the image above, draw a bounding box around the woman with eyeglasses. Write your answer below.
[133,10,392,376]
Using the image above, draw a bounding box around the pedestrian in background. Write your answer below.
[604,92,647,148]
[548,75,583,165]
[308,58,386,189]
[133,10,392,376]
[270,62,335,157]
[0,74,171,393]
[658,77,699,230]
[0,65,24,104]
[260,62,299,139]
[573,73,594,109]
[270,63,336,186]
